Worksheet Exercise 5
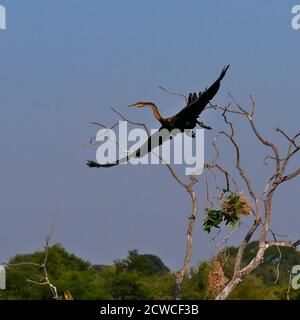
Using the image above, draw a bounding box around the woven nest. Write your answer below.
[207,259,228,295]
[221,193,252,217]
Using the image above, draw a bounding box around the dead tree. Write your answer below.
[85,91,300,300]
[8,223,59,300]
[203,94,300,300]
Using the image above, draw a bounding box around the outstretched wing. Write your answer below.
[87,126,179,168]
[174,65,229,122]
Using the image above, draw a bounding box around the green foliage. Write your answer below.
[1,241,300,300]
[2,244,112,300]
[227,241,300,286]
[203,208,239,233]
[228,275,280,300]
[114,249,170,275]
[181,262,211,299]
[203,194,248,233]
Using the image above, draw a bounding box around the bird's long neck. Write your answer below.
[146,102,165,124]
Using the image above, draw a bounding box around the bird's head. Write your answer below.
[128,101,164,123]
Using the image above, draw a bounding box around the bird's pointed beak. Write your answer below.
[128,103,143,108]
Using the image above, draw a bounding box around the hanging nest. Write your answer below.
[221,193,252,217]
[207,259,228,295]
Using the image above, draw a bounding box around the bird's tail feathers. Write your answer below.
[86,150,139,168]
[86,159,120,168]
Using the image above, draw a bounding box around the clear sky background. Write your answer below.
[0,0,299,269]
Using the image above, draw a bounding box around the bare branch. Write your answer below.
[8,222,59,300]
[158,86,188,103]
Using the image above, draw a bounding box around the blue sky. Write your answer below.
[0,1,299,269]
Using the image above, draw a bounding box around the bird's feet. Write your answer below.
[86,160,101,168]
[198,121,212,130]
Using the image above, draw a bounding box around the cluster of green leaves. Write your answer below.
[0,241,300,300]
[203,194,246,233]
[203,208,239,233]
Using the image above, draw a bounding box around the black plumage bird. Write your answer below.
[87,65,229,168]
